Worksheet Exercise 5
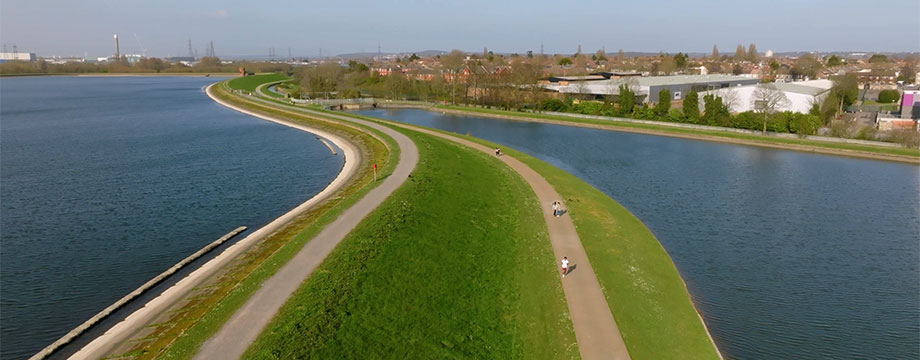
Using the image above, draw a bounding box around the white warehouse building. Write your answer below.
[699,80,834,114]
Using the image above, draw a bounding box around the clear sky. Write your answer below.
[2,0,918,58]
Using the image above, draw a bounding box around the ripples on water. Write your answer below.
[0,77,343,359]
[357,108,920,359]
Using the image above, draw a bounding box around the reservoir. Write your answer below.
[356,108,920,359]
[0,76,343,359]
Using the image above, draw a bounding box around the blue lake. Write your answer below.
[0,76,343,359]
[356,108,920,360]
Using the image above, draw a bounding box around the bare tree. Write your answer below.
[752,83,790,134]
[716,87,741,112]
[572,80,589,100]
[441,50,466,104]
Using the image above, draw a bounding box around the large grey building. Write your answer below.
[545,74,760,103]
[0,52,37,62]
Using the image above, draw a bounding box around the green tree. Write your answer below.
[595,49,607,61]
[702,94,731,126]
[878,89,900,103]
[674,52,689,69]
[654,89,671,115]
[734,44,746,60]
[558,57,573,66]
[747,43,758,62]
[769,60,780,73]
[826,55,843,67]
[408,53,420,62]
[868,54,888,63]
[683,91,700,120]
[347,60,369,73]
[791,54,823,79]
[820,74,858,123]
[617,84,636,116]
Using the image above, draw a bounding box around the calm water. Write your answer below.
[0,76,343,359]
[357,108,920,359]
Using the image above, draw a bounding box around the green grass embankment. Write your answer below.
[117,82,396,359]
[227,73,290,93]
[335,111,721,359]
[436,105,920,160]
[245,128,579,359]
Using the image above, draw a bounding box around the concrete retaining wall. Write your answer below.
[30,226,247,360]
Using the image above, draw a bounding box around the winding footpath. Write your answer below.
[237,91,630,359]
[193,99,419,358]
[384,121,632,360]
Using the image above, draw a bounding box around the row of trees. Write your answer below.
[0,57,292,75]
[295,50,548,109]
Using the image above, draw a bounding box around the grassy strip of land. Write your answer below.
[435,105,920,160]
[260,81,289,99]
[335,111,721,359]
[245,128,579,359]
[227,73,290,93]
[115,82,396,359]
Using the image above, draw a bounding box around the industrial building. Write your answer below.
[698,79,834,113]
[544,74,760,103]
[0,52,37,62]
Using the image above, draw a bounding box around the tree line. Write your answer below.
[0,56,292,75]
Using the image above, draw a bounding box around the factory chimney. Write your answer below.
[113,34,120,59]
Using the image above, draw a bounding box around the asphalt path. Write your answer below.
[193,101,419,359]
[382,121,632,360]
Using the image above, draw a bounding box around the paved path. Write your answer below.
[193,103,419,358]
[64,85,363,360]
[210,93,630,359]
[384,121,631,360]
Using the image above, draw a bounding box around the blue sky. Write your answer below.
[2,0,918,58]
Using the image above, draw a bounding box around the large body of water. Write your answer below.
[357,108,920,359]
[0,77,343,359]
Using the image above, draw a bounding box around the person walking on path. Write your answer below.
[552,201,559,217]
[561,256,569,278]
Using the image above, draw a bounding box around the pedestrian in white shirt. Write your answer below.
[561,257,569,278]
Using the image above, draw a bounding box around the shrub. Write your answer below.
[572,101,606,115]
[889,128,920,148]
[855,125,878,140]
[788,113,821,136]
[731,111,762,130]
[654,89,671,115]
[682,91,700,120]
[538,98,568,112]
[877,90,900,104]
[666,108,685,122]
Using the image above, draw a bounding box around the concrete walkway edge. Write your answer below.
[65,84,362,359]
[192,94,419,359]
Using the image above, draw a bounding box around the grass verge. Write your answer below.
[334,111,722,359]
[227,73,290,93]
[113,81,395,359]
[436,105,920,159]
[244,127,579,359]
